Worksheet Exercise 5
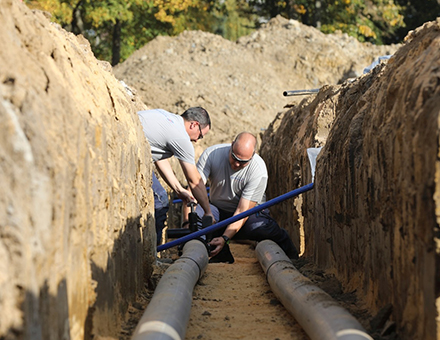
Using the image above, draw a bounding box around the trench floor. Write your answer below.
[120,242,395,340]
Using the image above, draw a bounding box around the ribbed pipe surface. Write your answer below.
[132,240,209,340]
[256,240,373,340]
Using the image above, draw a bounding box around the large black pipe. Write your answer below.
[131,240,209,340]
[256,240,373,340]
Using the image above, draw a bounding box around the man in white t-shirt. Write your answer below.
[137,107,214,245]
[192,132,298,263]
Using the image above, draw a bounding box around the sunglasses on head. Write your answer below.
[231,144,254,164]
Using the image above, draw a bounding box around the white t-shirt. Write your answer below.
[137,109,195,164]
[197,144,268,212]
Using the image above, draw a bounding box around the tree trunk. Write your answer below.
[111,19,122,66]
[314,0,321,29]
[71,0,84,35]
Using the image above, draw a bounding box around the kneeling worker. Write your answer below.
[189,132,298,263]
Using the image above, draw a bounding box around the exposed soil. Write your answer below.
[2,1,437,339]
[186,242,307,340]
[113,14,403,340]
[113,16,398,164]
[119,241,396,340]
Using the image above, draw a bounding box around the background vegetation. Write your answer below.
[25,0,440,65]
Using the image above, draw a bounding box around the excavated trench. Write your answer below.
[120,239,381,340]
[117,146,403,340]
[119,201,384,340]
[2,2,438,339]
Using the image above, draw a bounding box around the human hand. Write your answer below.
[203,212,216,225]
[208,237,225,257]
[177,189,196,206]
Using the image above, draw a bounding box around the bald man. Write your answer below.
[192,132,298,263]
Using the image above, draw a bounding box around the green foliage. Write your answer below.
[319,0,386,43]
[25,0,218,63]
[25,0,74,24]
[211,0,257,41]
[24,0,440,64]
[394,0,440,43]
[253,0,406,44]
[87,1,175,62]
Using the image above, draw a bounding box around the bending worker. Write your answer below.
[189,132,298,263]
[137,107,215,245]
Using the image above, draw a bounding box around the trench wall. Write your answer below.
[0,1,155,339]
[261,19,440,340]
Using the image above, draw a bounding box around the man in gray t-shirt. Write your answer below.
[197,143,268,212]
[137,107,214,245]
[192,132,298,263]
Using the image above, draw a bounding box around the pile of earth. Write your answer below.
[114,15,399,156]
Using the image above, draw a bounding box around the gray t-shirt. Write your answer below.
[137,109,195,164]
[197,144,268,212]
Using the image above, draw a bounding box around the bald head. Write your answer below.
[229,132,256,170]
[233,132,256,156]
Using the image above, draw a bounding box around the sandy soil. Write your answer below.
[119,241,381,340]
[186,242,308,340]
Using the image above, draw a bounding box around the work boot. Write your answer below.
[209,244,235,264]
[285,245,299,261]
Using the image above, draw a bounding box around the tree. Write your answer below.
[251,0,406,44]
[25,0,216,64]
[210,0,257,41]
[394,0,440,43]
[26,0,438,61]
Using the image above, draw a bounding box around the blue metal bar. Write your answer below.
[157,182,314,252]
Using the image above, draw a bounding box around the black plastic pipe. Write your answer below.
[131,240,209,340]
[166,228,192,238]
[256,240,373,340]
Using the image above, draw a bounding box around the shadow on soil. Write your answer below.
[4,215,155,340]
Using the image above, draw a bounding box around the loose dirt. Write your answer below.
[113,16,399,161]
[120,241,383,340]
[186,242,307,340]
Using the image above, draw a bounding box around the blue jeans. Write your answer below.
[152,172,169,245]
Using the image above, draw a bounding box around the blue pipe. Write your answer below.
[157,182,314,252]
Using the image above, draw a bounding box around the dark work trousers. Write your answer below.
[152,172,169,246]
[196,204,298,260]
[218,208,298,259]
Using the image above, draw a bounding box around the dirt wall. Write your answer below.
[0,1,155,339]
[261,19,440,340]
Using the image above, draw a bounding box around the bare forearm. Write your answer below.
[155,160,184,194]
[223,218,247,238]
[223,198,256,238]
[189,180,212,215]
[179,160,212,215]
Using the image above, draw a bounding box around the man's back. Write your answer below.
[137,109,194,164]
